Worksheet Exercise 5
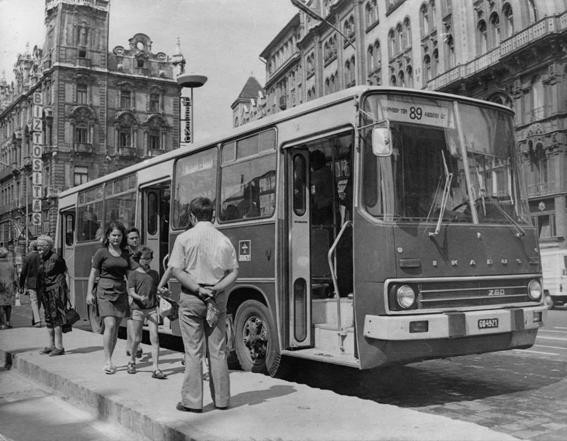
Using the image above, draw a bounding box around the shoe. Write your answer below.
[49,348,65,357]
[127,362,136,374]
[33,323,42,328]
[40,346,55,354]
[136,348,143,358]
[103,363,116,375]
[176,402,202,413]
[152,369,167,380]
[215,406,229,410]
[126,350,131,356]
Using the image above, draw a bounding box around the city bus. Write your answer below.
[55,86,547,376]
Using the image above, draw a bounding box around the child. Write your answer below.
[126,246,166,379]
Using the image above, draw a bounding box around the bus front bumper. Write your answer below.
[363,305,547,341]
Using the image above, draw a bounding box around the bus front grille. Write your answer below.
[417,278,532,309]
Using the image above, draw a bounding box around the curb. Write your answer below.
[1,349,186,441]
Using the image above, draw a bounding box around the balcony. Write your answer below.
[528,180,558,198]
[73,143,93,154]
[279,95,287,111]
[427,14,565,91]
[117,147,136,158]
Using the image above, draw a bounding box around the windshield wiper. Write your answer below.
[485,197,526,237]
[429,150,453,237]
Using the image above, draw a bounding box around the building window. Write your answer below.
[77,84,87,104]
[137,58,144,68]
[74,126,88,144]
[149,129,160,150]
[489,13,500,49]
[423,55,431,83]
[403,17,411,50]
[118,128,132,148]
[502,3,513,38]
[120,90,131,109]
[528,0,537,24]
[74,166,88,186]
[420,4,430,37]
[78,49,87,59]
[388,29,396,58]
[365,0,379,28]
[477,20,488,55]
[149,93,160,113]
[445,34,455,69]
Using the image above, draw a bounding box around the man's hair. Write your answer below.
[189,197,214,221]
[126,227,140,237]
[133,246,153,262]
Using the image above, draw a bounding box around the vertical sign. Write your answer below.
[180,96,192,143]
[32,91,43,227]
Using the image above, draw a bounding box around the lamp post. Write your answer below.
[177,73,207,144]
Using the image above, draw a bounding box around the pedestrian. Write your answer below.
[125,227,143,359]
[169,197,239,412]
[86,221,135,374]
[19,240,42,327]
[36,235,69,356]
[126,246,167,379]
[0,246,17,329]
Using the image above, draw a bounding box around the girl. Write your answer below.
[86,222,134,374]
[127,246,166,379]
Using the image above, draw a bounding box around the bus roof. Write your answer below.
[58,85,513,199]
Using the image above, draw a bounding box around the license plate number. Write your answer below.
[478,318,499,329]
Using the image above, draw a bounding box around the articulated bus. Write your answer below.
[56,86,547,375]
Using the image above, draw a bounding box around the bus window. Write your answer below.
[147,191,158,235]
[64,213,75,246]
[219,130,277,222]
[293,154,307,216]
[103,174,137,230]
[172,149,217,229]
[77,185,103,242]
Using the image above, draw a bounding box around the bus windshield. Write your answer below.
[361,94,530,225]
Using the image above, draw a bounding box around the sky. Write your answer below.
[0,0,297,140]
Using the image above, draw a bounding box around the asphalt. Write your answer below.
[0,325,523,441]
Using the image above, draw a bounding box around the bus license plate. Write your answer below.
[478,318,499,329]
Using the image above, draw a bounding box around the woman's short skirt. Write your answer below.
[97,294,129,318]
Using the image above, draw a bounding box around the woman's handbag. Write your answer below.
[64,298,80,326]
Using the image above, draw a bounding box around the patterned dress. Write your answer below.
[39,250,68,328]
[0,256,16,307]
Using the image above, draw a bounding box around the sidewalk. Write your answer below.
[0,326,521,441]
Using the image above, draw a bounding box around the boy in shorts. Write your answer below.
[127,246,166,379]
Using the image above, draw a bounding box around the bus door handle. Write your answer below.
[327,220,352,347]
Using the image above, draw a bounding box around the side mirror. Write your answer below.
[372,127,392,157]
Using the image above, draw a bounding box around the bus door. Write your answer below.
[60,208,77,307]
[288,132,354,350]
[289,149,312,347]
[141,182,170,277]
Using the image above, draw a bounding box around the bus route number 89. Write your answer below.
[409,106,423,120]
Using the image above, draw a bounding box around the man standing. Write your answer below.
[125,227,142,359]
[169,197,238,412]
[19,240,42,327]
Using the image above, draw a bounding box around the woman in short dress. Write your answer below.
[86,221,135,374]
[37,235,69,356]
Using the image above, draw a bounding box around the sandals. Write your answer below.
[152,369,167,380]
[103,363,116,375]
[127,362,136,374]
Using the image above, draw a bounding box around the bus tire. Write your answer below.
[87,303,104,334]
[234,300,281,376]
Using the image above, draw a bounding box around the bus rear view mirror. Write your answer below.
[372,127,392,157]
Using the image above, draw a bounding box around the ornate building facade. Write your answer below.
[0,0,182,250]
[236,0,567,295]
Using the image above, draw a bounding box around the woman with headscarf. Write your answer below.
[37,235,69,356]
[0,246,17,329]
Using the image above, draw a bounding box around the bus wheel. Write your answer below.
[234,300,281,376]
[87,303,104,334]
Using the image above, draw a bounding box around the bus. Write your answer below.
[56,86,547,375]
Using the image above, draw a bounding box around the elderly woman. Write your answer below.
[37,235,69,356]
[0,246,17,329]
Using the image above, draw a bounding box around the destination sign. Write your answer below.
[382,99,454,128]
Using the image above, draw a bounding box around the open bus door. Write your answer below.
[140,182,171,328]
[60,208,79,312]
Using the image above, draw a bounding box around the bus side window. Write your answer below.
[65,213,75,246]
[293,154,307,216]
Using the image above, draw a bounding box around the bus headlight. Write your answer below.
[396,285,416,309]
[527,279,542,301]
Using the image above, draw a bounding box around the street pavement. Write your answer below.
[0,305,521,441]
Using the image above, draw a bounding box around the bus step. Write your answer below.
[313,324,355,356]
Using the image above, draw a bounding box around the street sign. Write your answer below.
[31,212,42,226]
